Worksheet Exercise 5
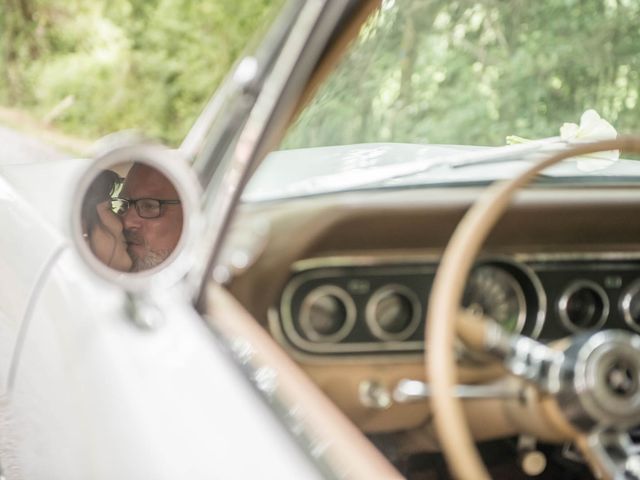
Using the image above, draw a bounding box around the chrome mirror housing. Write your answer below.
[72,138,202,292]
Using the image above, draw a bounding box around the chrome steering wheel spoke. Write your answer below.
[475,316,640,479]
[460,312,564,393]
[584,429,640,480]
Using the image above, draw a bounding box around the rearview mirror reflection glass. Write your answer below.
[81,162,184,272]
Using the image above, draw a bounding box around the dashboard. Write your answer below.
[273,255,640,358]
[223,184,640,434]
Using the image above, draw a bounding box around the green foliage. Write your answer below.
[0,0,277,146]
[284,0,640,149]
[4,0,639,149]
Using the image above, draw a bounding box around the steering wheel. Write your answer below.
[426,137,640,480]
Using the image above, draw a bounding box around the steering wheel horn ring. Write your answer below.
[560,330,640,431]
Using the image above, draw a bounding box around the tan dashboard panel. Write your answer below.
[225,185,640,436]
[301,360,505,433]
[303,361,429,432]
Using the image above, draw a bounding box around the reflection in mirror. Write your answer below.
[81,162,184,272]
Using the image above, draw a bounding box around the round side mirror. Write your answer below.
[72,141,201,291]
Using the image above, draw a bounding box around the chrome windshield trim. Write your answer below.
[188,0,328,305]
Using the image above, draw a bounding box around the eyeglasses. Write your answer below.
[111,197,181,219]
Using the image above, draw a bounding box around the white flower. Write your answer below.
[560,109,619,172]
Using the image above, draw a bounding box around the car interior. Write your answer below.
[213,158,640,478]
[195,2,640,478]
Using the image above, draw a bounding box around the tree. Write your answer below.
[284,0,640,149]
[0,0,278,146]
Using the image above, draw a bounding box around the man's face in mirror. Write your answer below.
[120,164,183,272]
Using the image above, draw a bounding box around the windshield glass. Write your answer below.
[246,0,640,201]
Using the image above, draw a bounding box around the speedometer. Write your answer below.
[462,265,526,334]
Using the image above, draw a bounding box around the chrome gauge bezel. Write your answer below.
[620,278,640,334]
[463,264,528,336]
[278,264,432,354]
[365,284,422,341]
[558,280,609,333]
[299,285,357,343]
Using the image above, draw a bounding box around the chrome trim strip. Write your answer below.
[293,251,640,271]
[557,280,610,333]
[393,379,522,402]
[513,251,640,263]
[293,254,442,271]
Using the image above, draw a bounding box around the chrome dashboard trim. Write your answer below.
[277,252,640,357]
[293,251,640,272]
[511,251,640,263]
[292,254,442,271]
[279,266,429,354]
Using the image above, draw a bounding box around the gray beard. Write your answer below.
[130,249,170,272]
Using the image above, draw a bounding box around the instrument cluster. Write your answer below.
[271,255,640,358]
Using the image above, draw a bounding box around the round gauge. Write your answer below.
[462,265,526,334]
[366,285,421,341]
[558,280,608,332]
[621,279,640,333]
[299,286,356,342]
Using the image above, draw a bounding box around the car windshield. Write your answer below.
[245,0,640,201]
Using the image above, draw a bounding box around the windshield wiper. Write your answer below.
[448,137,564,169]
[246,137,564,201]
